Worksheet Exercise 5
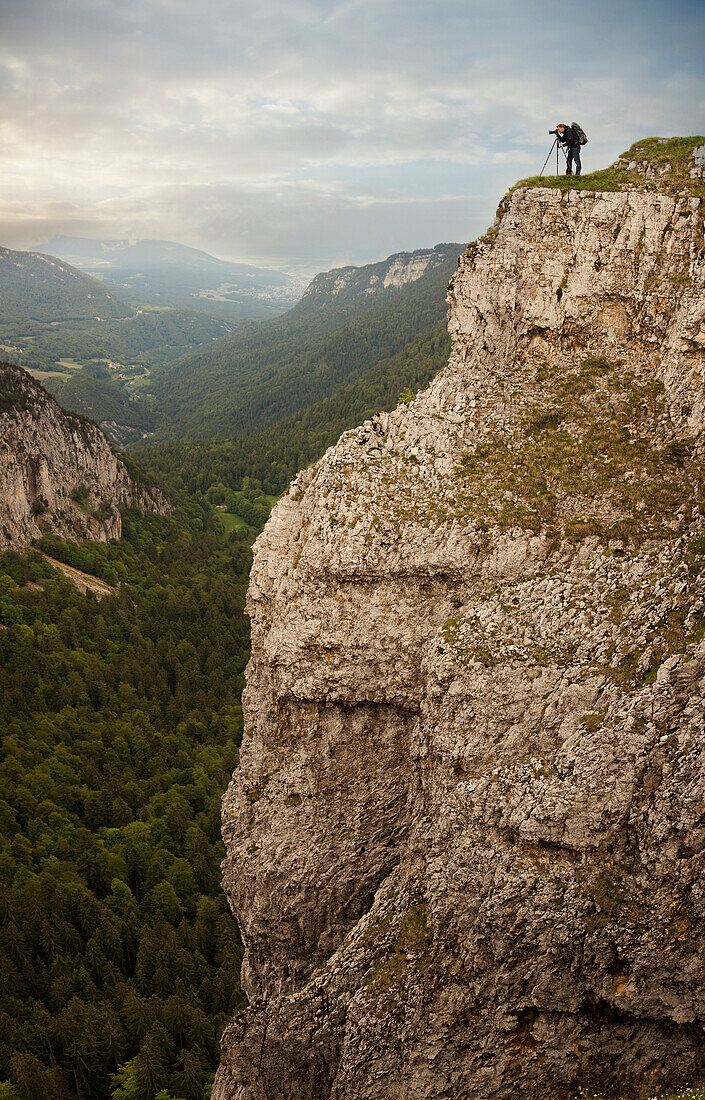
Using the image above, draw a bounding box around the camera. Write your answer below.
[549,129,558,136]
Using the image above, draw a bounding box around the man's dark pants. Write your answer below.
[566,144,581,176]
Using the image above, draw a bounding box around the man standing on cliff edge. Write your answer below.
[556,123,582,176]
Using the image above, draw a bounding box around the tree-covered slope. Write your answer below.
[0,247,132,324]
[293,243,460,319]
[0,505,250,1100]
[23,308,232,369]
[44,366,155,445]
[140,323,451,497]
[30,308,233,446]
[0,243,233,445]
[147,243,461,441]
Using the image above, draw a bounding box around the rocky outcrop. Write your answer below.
[301,244,463,304]
[216,140,705,1099]
[0,361,163,550]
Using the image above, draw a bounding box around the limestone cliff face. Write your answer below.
[300,243,462,304]
[0,361,163,549]
[216,142,705,1099]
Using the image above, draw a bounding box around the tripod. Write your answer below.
[540,138,568,177]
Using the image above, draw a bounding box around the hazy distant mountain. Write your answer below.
[0,245,132,323]
[37,236,305,320]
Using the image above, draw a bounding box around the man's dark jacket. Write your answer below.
[559,125,579,148]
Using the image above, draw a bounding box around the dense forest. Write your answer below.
[0,235,459,1100]
[0,506,252,1100]
[141,324,450,498]
[147,247,459,441]
[0,308,452,1099]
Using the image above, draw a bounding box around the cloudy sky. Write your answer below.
[0,0,703,273]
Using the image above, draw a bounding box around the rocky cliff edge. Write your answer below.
[215,138,705,1099]
[0,361,164,550]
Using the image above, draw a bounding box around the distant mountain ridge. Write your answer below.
[300,243,461,308]
[37,236,305,321]
[0,245,132,323]
[39,236,288,280]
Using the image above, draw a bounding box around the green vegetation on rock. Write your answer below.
[375,354,705,544]
[460,355,703,543]
[365,901,432,1015]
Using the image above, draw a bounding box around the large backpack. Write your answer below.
[571,122,588,145]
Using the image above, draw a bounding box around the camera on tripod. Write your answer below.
[539,130,567,176]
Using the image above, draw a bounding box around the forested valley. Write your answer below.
[0,320,452,1097]
[145,245,459,442]
[142,325,451,506]
[0,507,250,1100]
[0,242,458,1100]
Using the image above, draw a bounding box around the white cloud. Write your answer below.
[0,0,702,266]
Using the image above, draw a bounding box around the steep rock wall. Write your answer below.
[300,244,462,303]
[217,155,705,1098]
[0,361,163,549]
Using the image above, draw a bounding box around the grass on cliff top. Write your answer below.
[512,136,705,199]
